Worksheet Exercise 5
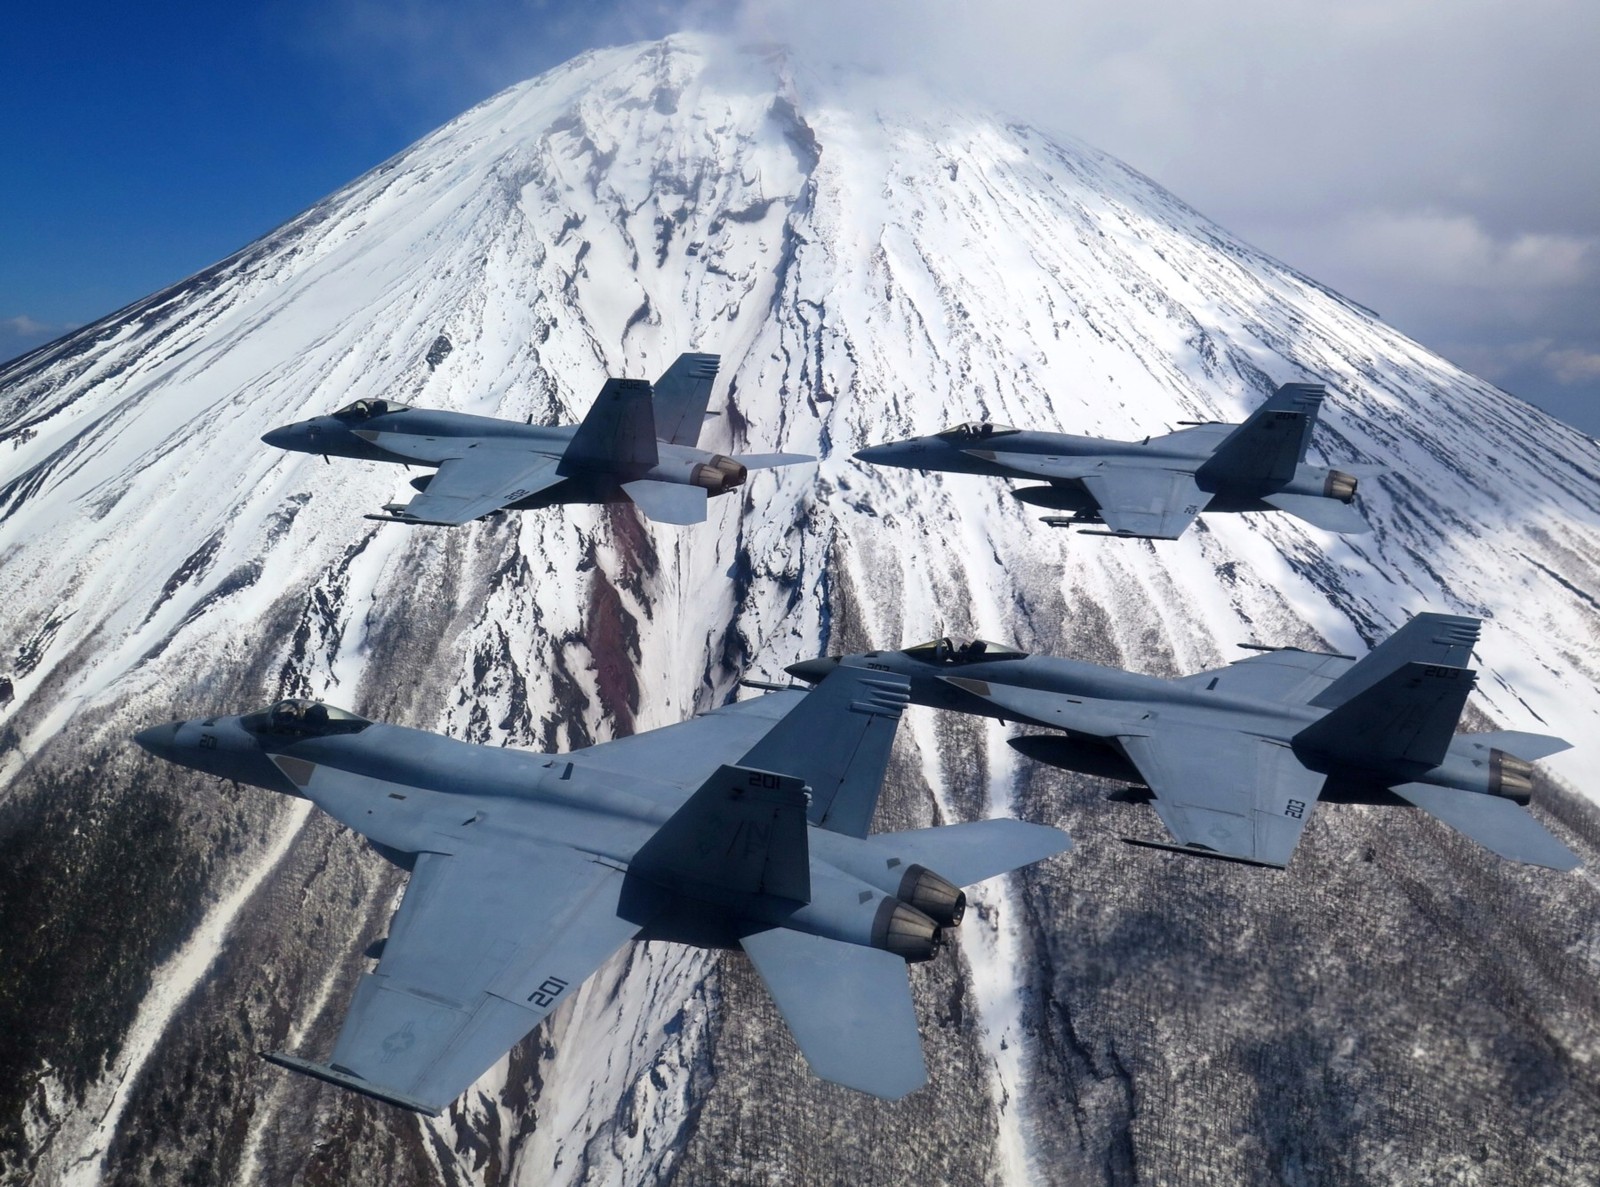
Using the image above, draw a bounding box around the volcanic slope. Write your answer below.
[3,32,1600,1187]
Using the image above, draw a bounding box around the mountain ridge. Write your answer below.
[3,31,1599,1186]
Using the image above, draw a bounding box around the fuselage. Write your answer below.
[805,645,1497,805]
[261,406,751,499]
[855,425,1347,508]
[134,704,955,954]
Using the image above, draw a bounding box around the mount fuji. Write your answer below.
[4,32,1600,1187]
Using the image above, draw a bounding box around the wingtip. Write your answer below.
[1120,837,1288,869]
[261,1051,444,1115]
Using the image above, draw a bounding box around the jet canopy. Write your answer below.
[936,422,1018,442]
[331,398,410,422]
[241,699,373,739]
[901,638,1028,665]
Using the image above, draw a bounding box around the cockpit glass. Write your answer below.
[241,698,373,738]
[331,398,409,422]
[935,422,1019,442]
[901,638,1028,664]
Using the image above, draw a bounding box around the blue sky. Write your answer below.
[5,1,1597,434]
[0,1,679,339]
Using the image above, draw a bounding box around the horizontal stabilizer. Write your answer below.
[739,667,910,837]
[734,451,816,470]
[1261,492,1372,534]
[652,352,720,446]
[862,819,1072,887]
[622,479,708,524]
[1390,782,1580,870]
[631,765,811,902]
[1296,662,1474,769]
[740,927,927,1099]
[1310,613,1480,709]
[1457,730,1572,761]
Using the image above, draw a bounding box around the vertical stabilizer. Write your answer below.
[1295,662,1475,769]
[1198,382,1323,488]
[1310,613,1479,709]
[651,352,721,446]
[739,667,910,837]
[562,378,660,470]
[630,765,810,902]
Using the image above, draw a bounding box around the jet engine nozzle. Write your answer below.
[688,457,749,495]
[897,864,966,927]
[1489,749,1535,804]
[872,899,944,963]
[1324,470,1358,502]
[689,463,729,493]
[710,455,748,488]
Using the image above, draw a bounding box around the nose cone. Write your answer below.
[261,424,297,449]
[134,721,183,761]
[786,656,842,684]
[855,437,939,468]
[854,440,912,465]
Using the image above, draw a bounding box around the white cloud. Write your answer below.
[1322,211,1595,291]
[711,0,1600,415]
[1,314,75,365]
[3,315,52,337]
[292,0,1600,425]
[1547,348,1600,385]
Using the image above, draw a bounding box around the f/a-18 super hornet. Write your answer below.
[134,667,1069,1113]
[261,353,811,525]
[788,613,1577,871]
[854,382,1375,540]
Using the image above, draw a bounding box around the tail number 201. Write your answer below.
[528,976,569,1008]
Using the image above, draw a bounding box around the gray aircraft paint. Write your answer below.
[133,666,1070,1113]
[855,381,1374,539]
[261,352,812,525]
[789,613,1576,871]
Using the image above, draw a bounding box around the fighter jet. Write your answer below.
[854,382,1374,540]
[788,613,1577,871]
[133,667,1069,1113]
[261,353,812,525]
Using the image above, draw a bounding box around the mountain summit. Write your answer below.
[3,33,1599,1186]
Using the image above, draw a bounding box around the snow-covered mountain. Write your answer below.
[4,32,1600,1186]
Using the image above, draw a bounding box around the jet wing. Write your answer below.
[387,449,566,525]
[1117,726,1328,867]
[1175,649,1356,704]
[266,844,641,1114]
[1079,467,1211,539]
